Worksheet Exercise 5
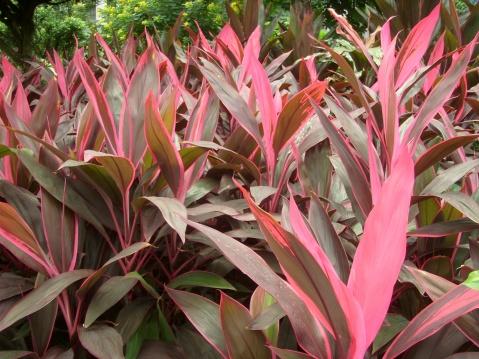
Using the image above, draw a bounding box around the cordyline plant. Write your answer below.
[0,2,479,359]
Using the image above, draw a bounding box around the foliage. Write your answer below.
[34,2,95,58]
[1,1,479,358]
[98,0,185,42]
[98,0,226,42]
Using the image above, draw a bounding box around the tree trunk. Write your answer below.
[17,1,37,59]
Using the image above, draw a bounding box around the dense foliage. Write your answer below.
[1,1,479,359]
[0,0,377,61]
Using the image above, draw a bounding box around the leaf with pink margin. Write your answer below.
[329,8,378,73]
[423,32,445,94]
[220,292,271,359]
[406,34,479,148]
[395,5,440,88]
[120,44,160,166]
[384,285,479,359]
[166,287,228,358]
[144,94,185,200]
[185,219,332,358]
[74,51,119,152]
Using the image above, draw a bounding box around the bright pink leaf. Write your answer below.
[348,145,414,348]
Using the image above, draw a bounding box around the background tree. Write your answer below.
[0,0,93,61]
[34,1,95,58]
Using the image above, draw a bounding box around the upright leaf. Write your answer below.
[144,94,185,200]
[0,270,92,331]
[84,275,139,328]
[348,147,414,347]
[166,288,228,358]
[220,292,271,359]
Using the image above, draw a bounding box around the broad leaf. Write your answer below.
[78,325,124,359]
[0,270,92,331]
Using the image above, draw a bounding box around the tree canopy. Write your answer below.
[0,0,378,62]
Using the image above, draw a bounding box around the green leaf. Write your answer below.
[116,299,154,343]
[249,287,280,345]
[372,314,409,353]
[125,272,160,299]
[125,315,160,359]
[464,271,479,290]
[77,243,152,299]
[186,220,329,357]
[157,302,175,343]
[168,271,236,290]
[0,270,92,331]
[103,242,153,268]
[438,192,479,224]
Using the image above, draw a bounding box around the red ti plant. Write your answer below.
[169,4,479,359]
[1,3,479,358]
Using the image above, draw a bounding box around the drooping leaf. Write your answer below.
[384,285,479,358]
[415,135,479,175]
[84,151,135,194]
[84,275,139,328]
[185,220,331,358]
[140,197,187,243]
[0,270,92,331]
[16,149,107,238]
[78,325,125,359]
[0,273,33,301]
[420,159,479,195]
[168,271,235,290]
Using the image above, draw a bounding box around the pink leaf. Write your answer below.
[395,5,440,88]
[53,50,68,99]
[348,145,414,348]
[378,36,398,160]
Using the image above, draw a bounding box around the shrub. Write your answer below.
[0,1,479,358]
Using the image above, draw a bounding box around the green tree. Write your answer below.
[98,0,226,42]
[34,2,95,58]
